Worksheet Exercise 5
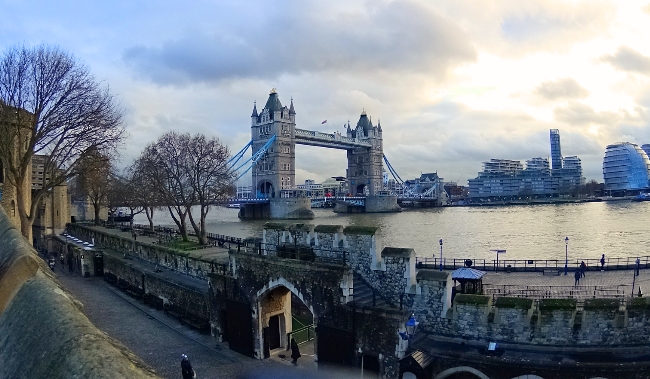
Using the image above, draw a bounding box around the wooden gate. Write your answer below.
[226,300,254,357]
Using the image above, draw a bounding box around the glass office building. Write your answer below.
[602,142,650,191]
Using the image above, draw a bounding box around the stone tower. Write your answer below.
[346,111,384,196]
[250,89,296,198]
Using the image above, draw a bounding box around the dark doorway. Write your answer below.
[226,300,254,357]
[317,324,354,366]
[93,253,104,276]
[268,315,281,350]
[363,355,380,373]
[356,184,366,195]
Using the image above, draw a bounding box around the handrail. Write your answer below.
[416,256,650,272]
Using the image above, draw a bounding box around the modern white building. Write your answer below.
[602,142,650,193]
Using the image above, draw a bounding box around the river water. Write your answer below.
[133,201,650,262]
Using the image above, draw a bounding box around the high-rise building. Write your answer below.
[468,130,583,199]
[602,142,650,192]
[550,129,562,170]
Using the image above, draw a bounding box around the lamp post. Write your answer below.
[564,236,569,276]
[439,239,443,271]
[399,314,419,341]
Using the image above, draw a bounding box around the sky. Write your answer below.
[3,0,650,186]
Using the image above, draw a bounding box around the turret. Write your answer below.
[251,101,258,126]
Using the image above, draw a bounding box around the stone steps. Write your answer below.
[351,273,391,308]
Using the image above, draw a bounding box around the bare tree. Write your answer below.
[134,132,234,244]
[0,45,124,240]
[128,160,162,231]
[72,147,117,225]
[183,134,234,244]
[137,134,192,242]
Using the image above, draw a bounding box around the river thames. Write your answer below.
[134,201,650,262]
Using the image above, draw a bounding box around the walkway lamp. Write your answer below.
[399,314,419,341]
[439,239,443,271]
[564,237,569,276]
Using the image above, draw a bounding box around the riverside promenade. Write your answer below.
[83,224,648,299]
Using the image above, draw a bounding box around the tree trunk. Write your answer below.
[15,177,33,244]
[187,205,204,245]
[93,201,101,225]
[145,206,155,231]
[167,205,188,242]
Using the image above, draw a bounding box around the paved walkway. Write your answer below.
[52,266,322,379]
[481,267,648,298]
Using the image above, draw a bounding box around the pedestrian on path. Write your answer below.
[181,354,196,379]
[580,261,587,278]
[574,270,581,286]
[636,257,641,276]
[600,254,606,271]
[290,338,301,365]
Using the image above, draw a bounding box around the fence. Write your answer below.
[287,324,315,347]
[483,283,628,300]
[416,256,650,272]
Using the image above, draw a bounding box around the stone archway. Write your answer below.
[434,366,490,379]
[356,184,366,195]
[256,278,315,361]
[259,181,274,198]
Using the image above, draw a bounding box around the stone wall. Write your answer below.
[67,224,213,280]
[103,254,209,319]
[0,207,160,378]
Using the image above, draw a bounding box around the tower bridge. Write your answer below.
[236,89,402,219]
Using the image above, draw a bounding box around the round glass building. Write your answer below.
[602,142,650,192]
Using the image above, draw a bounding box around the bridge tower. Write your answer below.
[251,89,296,198]
[346,111,383,196]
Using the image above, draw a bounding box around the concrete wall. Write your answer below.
[0,207,160,379]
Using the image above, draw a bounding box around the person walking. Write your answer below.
[181,354,195,379]
[574,270,581,287]
[636,257,641,276]
[600,254,606,271]
[580,261,587,278]
[290,338,301,366]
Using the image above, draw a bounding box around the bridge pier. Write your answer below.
[334,195,401,214]
[239,198,314,220]
[364,195,401,213]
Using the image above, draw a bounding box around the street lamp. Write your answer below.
[439,239,443,271]
[399,314,419,341]
[564,236,569,276]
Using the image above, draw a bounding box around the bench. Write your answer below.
[184,314,210,334]
[125,284,144,299]
[543,269,560,276]
[145,294,164,310]
[164,303,187,323]
[104,273,118,286]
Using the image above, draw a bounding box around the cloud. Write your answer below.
[554,102,649,128]
[122,0,476,85]
[601,46,650,75]
[534,78,588,100]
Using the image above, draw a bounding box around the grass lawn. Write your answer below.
[161,239,202,251]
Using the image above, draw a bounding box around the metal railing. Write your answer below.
[287,324,315,347]
[416,256,650,272]
[483,284,628,300]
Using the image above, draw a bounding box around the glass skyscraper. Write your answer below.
[602,142,650,191]
[550,129,562,170]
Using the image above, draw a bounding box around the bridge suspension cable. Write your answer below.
[230,135,277,180]
[227,139,253,168]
